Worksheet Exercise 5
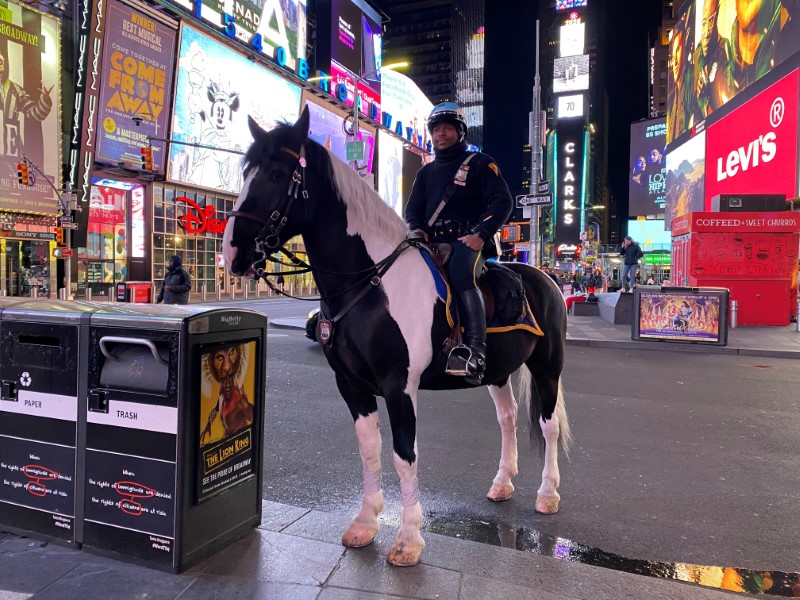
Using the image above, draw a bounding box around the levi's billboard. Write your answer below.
[705,69,799,207]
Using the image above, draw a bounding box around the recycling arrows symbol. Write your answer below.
[19,372,32,387]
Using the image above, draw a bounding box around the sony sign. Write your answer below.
[554,120,585,251]
[705,70,799,208]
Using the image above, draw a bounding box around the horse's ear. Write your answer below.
[294,105,310,140]
[248,115,266,141]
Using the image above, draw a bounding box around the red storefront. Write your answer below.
[672,213,800,326]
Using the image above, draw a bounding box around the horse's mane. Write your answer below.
[325,150,408,246]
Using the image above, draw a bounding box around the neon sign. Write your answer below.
[176,196,228,234]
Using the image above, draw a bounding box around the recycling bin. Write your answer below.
[115,281,153,303]
[632,286,730,346]
[80,304,267,572]
[0,300,97,545]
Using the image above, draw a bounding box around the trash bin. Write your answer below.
[81,304,267,572]
[115,281,153,303]
[0,300,97,545]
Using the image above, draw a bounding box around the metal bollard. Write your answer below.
[30,286,38,299]
[256,285,262,299]
[230,287,236,301]
[85,288,92,301]
[201,283,207,302]
[243,284,249,299]
[216,285,222,301]
[730,300,738,328]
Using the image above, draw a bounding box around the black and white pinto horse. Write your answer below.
[223,107,571,567]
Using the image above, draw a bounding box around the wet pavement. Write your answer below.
[2,311,799,598]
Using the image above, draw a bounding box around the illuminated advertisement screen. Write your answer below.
[553,55,589,94]
[378,130,404,216]
[560,19,585,57]
[556,0,588,9]
[553,120,586,253]
[380,69,433,148]
[197,340,259,501]
[161,0,307,71]
[557,94,584,119]
[626,219,671,250]
[629,118,667,216]
[330,0,382,92]
[329,59,382,119]
[303,95,375,173]
[665,131,706,230]
[705,69,799,207]
[168,25,301,195]
[667,0,800,145]
[0,1,61,215]
[96,1,177,171]
[634,289,727,345]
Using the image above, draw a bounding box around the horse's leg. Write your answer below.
[525,350,571,515]
[337,374,384,548]
[486,380,518,502]
[384,386,425,567]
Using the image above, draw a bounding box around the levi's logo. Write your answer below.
[716,132,777,182]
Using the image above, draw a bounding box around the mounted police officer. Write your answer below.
[405,102,513,385]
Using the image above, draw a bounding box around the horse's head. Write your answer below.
[223,106,311,277]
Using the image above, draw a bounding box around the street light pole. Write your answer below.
[528,20,542,267]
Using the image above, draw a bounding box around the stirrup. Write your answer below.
[445,345,472,376]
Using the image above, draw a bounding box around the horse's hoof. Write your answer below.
[386,539,424,567]
[535,493,560,514]
[342,523,378,548]
[487,482,514,502]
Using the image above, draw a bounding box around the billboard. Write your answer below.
[553,55,589,94]
[634,289,726,344]
[303,95,375,173]
[665,131,706,229]
[626,219,671,250]
[162,0,307,72]
[95,1,177,171]
[706,69,799,206]
[553,120,586,253]
[556,0,588,9]
[378,130,403,216]
[629,118,667,216]
[0,0,61,215]
[667,0,800,145]
[167,25,302,194]
[380,69,433,149]
[330,0,382,89]
[559,17,585,57]
[557,95,584,119]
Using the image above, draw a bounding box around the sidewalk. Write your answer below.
[0,501,744,599]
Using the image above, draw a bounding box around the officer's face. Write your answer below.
[432,123,459,151]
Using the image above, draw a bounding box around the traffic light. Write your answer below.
[55,227,64,246]
[140,146,154,170]
[17,162,30,185]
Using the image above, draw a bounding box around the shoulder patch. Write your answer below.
[487,162,500,176]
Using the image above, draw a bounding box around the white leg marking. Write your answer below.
[487,382,519,501]
[536,384,563,514]
[388,445,425,566]
[342,413,384,548]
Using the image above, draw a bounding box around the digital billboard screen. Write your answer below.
[553,55,590,94]
[705,69,799,207]
[378,130,403,216]
[96,0,177,172]
[560,18,585,57]
[626,219,671,250]
[556,0,588,9]
[167,25,301,195]
[553,120,586,253]
[303,95,375,174]
[665,131,706,229]
[0,0,61,215]
[629,118,667,216]
[667,0,800,145]
[330,0,382,88]
[557,95,584,119]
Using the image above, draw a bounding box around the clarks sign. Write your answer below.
[705,70,799,207]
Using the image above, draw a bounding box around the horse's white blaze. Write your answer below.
[222,168,258,270]
[328,155,437,389]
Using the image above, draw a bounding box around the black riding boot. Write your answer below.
[446,288,487,385]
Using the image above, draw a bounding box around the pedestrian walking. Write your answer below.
[156,255,192,304]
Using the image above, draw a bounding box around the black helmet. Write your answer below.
[427,102,468,142]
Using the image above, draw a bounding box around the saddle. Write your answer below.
[419,243,539,333]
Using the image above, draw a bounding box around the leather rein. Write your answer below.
[228,145,415,322]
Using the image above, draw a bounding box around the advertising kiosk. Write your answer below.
[671,212,800,326]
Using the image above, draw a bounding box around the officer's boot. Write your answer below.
[446,288,487,385]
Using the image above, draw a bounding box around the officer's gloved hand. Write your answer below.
[407,228,428,242]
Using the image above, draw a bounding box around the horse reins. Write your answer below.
[228,145,416,317]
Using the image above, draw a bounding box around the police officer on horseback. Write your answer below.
[406,102,513,384]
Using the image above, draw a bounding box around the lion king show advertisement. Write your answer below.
[95,1,177,171]
[197,340,258,501]
[167,25,301,195]
[0,0,61,214]
[636,290,724,344]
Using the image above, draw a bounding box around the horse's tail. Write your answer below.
[517,368,573,457]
